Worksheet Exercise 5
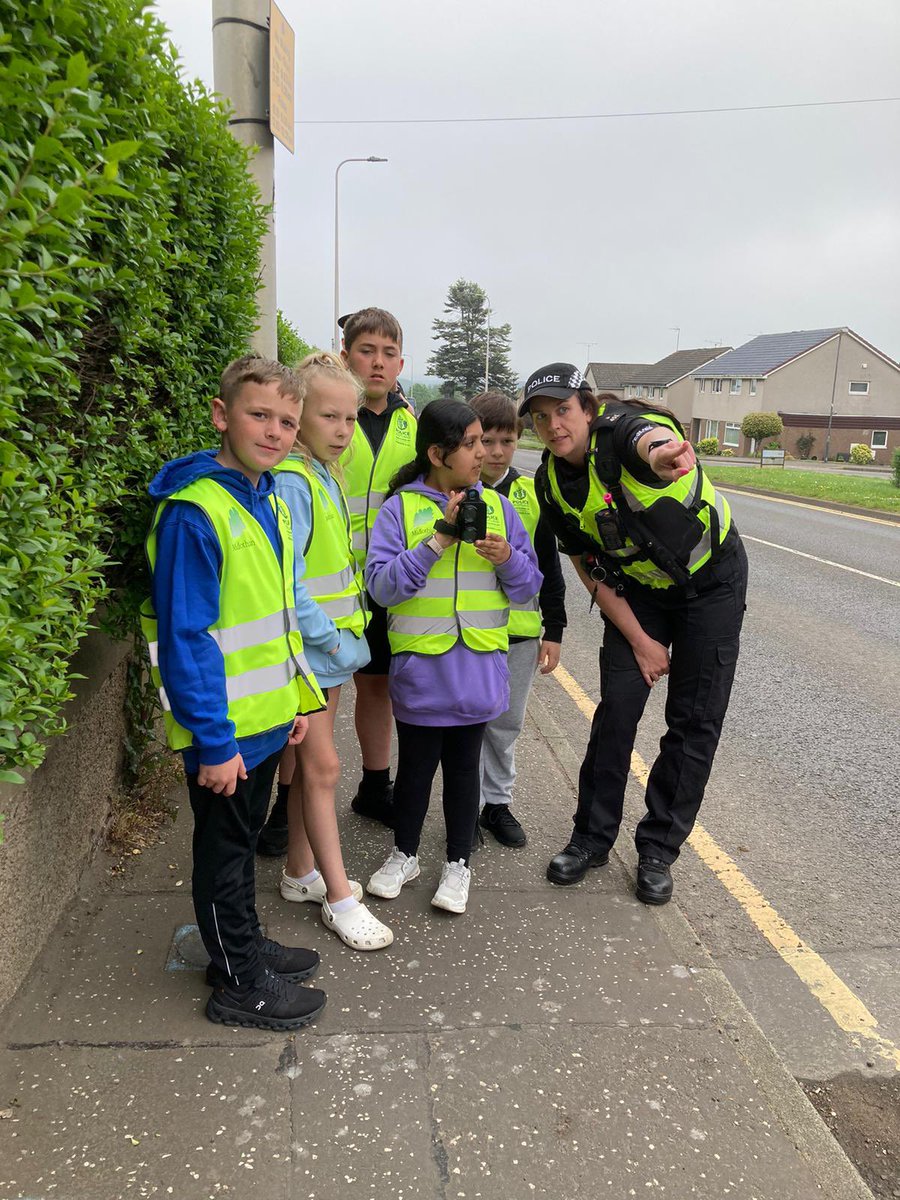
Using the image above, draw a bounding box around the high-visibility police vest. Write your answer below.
[387,490,510,656]
[141,478,326,753]
[341,405,417,568]
[274,456,369,637]
[488,475,542,639]
[545,409,731,590]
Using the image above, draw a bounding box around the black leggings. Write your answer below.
[392,720,487,865]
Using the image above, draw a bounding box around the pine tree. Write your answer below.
[426,279,518,400]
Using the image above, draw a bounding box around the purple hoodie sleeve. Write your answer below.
[365,495,439,607]
[494,495,543,602]
[152,503,239,767]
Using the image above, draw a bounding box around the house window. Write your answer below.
[849,381,869,395]
[871,430,888,449]
[730,379,742,395]
[723,423,741,447]
[703,419,718,440]
[698,379,705,393]
[711,379,723,393]
[749,379,757,395]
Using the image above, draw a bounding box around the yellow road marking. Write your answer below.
[717,485,899,527]
[742,535,900,587]
[552,663,900,1071]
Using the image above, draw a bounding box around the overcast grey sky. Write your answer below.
[153,0,900,383]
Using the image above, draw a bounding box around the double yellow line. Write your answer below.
[553,663,900,1072]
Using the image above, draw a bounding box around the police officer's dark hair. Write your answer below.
[388,398,480,496]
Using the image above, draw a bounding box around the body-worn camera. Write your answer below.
[456,487,488,543]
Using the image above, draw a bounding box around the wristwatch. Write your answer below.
[425,535,445,556]
[647,438,674,453]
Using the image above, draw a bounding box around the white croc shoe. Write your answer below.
[431,859,471,914]
[366,848,420,899]
[321,900,394,951]
[280,871,363,905]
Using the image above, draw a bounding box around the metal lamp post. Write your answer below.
[333,156,387,351]
[484,294,491,391]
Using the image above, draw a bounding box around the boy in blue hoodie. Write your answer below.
[143,356,328,1030]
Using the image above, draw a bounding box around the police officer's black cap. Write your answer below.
[519,362,591,417]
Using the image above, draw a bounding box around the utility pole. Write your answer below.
[213,0,277,357]
[484,295,491,392]
[824,329,843,463]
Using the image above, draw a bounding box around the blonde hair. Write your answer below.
[291,351,363,471]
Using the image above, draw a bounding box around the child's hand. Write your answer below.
[287,715,309,745]
[537,640,561,674]
[198,752,247,797]
[474,533,512,565]
[434,491,463,549]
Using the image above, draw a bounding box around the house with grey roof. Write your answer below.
[584,362,651,399]
[689,328,900,461]
[620,348,731,429]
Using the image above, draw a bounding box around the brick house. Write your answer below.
[620,348,731,428]
[689,328,900,462]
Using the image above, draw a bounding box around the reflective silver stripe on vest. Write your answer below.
[317,594,361,620]
[686,491,727,570]
[352,529,368,550]
[459,608,508,630]
[388,614,458,636]
[148,640,160,668]
[510,596,540,612]
[209,608,298,657]
[225,655,299,703]
[456,569,502,591]
[305,565,356,597]
[347,495,368,515]
[419,577,456,599]
[368,489,386,508]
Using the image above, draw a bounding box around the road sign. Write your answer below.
[268,1,295,153]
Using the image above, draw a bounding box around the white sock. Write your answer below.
[329,894,359,913]
[285,869,319,886]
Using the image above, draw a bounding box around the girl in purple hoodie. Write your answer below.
[364,400,542,914]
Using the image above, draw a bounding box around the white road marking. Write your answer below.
[742,535,900,587]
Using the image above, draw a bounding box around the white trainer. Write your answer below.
[366,847,420,899]
[280,871,363,905]
[431,859,471,914]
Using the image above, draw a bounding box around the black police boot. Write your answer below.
[206,936,320,987]
[256,785,289,857]
[546,839,609,886]
[480,803,527,848]
[206,969,326,1031]
[636,856,674,905]
[351,779,395,828]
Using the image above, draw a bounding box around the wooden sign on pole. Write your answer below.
[268,2,295,153]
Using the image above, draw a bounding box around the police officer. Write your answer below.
[524,363,748,905]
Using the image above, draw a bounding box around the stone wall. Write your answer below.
[0,629,131,1014]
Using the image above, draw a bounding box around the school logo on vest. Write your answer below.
[228,506,256,550]
[413,506,434,528]
[513,484,527,503]
[394,412,412,445]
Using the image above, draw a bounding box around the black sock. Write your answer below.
[360,767,391,795]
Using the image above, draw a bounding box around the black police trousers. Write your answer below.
[187,746,282,988]
[574,539,748,864]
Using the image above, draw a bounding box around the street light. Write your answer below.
[484,294,491,391]
[333,156,387,351]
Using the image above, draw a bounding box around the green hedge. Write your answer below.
[0,0,266,783]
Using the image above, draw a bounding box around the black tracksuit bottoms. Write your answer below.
[575,541,749,864]
[186,746,282,988]
[392,719,487,865]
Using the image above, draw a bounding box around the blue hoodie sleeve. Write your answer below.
[151,502,238,767]
[274,470,340,651]
[494,495,544,603]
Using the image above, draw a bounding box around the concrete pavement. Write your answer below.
[0,690,874,1199]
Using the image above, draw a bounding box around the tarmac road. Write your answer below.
[515,448,900,1084]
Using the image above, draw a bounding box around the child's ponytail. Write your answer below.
[387,398,479,497]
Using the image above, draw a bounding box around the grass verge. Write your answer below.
[704,464,900,515]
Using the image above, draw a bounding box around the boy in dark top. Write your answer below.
[469,391,566,847]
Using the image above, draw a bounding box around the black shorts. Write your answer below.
[357,595,391,676]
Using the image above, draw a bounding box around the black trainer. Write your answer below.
[206,968,326,1031]
[256,790,289,857]
[480,803,527,848]
[205,937,320,987]
[636,856,674,905]
[350,781,394,828]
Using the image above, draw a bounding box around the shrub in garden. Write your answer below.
[795,431,816,459]
[741,412,783,445]
[698,436,719,456]
[720,448,734,457]
[849,443,874,466]
[0,0,266,782]
[892,447,900,488]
